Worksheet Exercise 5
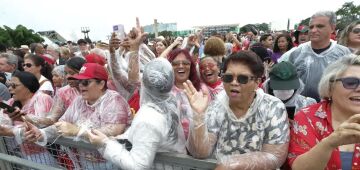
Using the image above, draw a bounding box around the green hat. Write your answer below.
[269,61,300,90]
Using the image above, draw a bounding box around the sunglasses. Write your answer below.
[171,60,191,67]
[332,77,360,90]
[352,28,360,34]
[78,79,98,87]
[22,63,32,68]
[222,74,256,84]
[8,83,21,89]
[200,63,216,70]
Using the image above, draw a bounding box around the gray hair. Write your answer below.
[318,54,360,99]
[0,53,18,69]
[47,45,60,53]
[310,11,337,26]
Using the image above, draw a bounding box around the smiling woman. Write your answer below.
[288,54,360,170]
[21,63,130,169]
[184,51,289,170]
[184,51,289,169]
[167,48,203,139]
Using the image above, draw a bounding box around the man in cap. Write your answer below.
[263,61,316,119]
[75,39,90,58]
[20,45,30,54]
[293,25,309,47]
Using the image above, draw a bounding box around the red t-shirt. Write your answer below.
[287,101,360,169]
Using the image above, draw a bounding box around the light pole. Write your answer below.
[81,27,90,39]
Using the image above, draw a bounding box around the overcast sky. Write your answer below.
[0,0,358,41]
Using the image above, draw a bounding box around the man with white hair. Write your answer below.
[288,11,351,101]
[0,53,18,81]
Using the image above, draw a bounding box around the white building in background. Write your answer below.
[143,22,177,33]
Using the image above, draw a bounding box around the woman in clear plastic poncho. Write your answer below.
[24,63,130,169]
[183,51,289,170]
[88,57,186,169]
[0,71,56,166]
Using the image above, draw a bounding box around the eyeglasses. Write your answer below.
[331,77,360,90]
[78,79,98,87]
[171,60,191,67]
[352,28,360,34]
[222,74,256,84]
[8,83,22,89]
[200,63,217,70]
[22,63,32,68]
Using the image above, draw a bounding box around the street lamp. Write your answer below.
[81,27,90,39]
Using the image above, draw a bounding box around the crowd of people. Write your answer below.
[0,10,358,170]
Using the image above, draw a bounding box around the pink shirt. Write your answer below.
[55,85,80,110]
[8,92,53,155]
[60,90,130,128]
[9,92,53,125]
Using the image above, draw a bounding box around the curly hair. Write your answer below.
[204,37,226,56]
[273,34,294,53]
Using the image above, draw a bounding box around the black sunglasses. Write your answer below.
[22,63,32,68]
[352,28,360,34]
[222,74,256,84]
[331,77,360,89]
[78,79,98,87]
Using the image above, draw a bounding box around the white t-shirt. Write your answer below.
[39,75,54,93]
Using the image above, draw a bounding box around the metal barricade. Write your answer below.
[0,137,216,170]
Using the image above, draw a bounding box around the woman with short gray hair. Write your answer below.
[288,54,360,170]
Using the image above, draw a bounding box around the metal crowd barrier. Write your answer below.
[0,137,217,170]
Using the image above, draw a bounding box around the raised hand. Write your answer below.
[122,17,148,52]
[183,80,209,114]
[325,114,360,148]
[109,32,121,54]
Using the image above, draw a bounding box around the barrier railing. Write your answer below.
[0,137,217,170]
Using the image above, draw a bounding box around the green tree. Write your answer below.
[0,25,44,48]
[240,24,257,34]
[255,23,270,32]
[298,2,359,30]
[336,1,360,30]
[159,30,173,37]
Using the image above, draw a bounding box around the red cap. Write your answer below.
[40,55,55,65]
[85,53,106,66]
[71,63,108,80]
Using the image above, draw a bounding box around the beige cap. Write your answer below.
[20,45,29,49]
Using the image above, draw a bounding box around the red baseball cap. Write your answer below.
[85,53,106,66]
[70,63,108,80]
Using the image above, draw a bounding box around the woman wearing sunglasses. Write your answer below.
[339,20,360,54]
[0,71,57,166]
[23,54,54,96]
[24,57,86,127]
[23,63,130,169]
[199,56,223,101]
[288,54,360,170]
[183,51,289,169]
